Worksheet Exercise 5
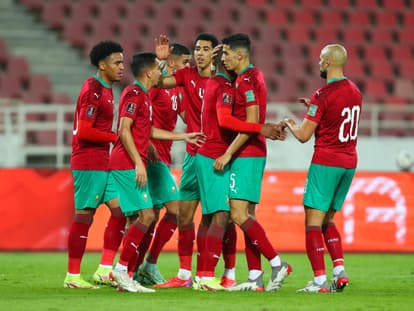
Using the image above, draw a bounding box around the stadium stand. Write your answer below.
[1,0,414,168]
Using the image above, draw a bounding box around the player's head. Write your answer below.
[221,33,251,73]
[167,43,191,71]
[193,33,219,70]
[89,41,124,83]
[319,44,347,79]
[213,47,236,81]
[130,52,161,87]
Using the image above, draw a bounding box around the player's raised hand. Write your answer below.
[299,97,311,108]
[185,132,206,147]
[155,34,172,60]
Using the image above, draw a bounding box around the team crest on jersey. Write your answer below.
[126,102,136,113]
[86,105,96,117]
[308,104,318,117]
[222,92,232,105]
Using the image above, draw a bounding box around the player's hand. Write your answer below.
[214,153,232,172]
[274,121,288,141]
[260,123,280,140]
[154,34,172,60]
[135,161,147,188]
[147,142,158,163]
[185,132,206,147]
[283,118,297,130]
[299,97,311,108]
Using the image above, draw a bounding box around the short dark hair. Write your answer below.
[89,41,123,67]
[194,33,219,48]
[222,33,251,53]
[170,43,191,56]
[130,52,157,77]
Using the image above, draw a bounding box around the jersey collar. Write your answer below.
[239,64,254,75]
[327,77,347,84]
[215,72,232,81]
[93,75,111,88]
[133,80,148,93]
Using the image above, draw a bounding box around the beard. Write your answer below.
[320,70,327,79]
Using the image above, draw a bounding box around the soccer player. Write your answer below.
[220,33,291,292]
[109,52,204,293]
[284,44,361,293]
[153,33,222,288]
[64,41,125,289]
[133,43,191,285]
[196,48,285,291]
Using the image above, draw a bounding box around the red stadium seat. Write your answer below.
[62,20,91,49]
[0,74,23,98]
[265,9,289,26]
[245,0,267,7]
[341,27,367,44]
[313,28,340,43]
[291,10,316,26]
[354,0,380,10]
[368,28,397,44]
[41,1,71,30]
[363,46,388,60]
[346,10,371,26]
[382,0,407,10]
[0,39,8,66]
[391,46,413,60]
[319,10,345,26]
[27,74,52,103]
[402,11,414,26]
[344,60,366,80]
[397,29,414,45]
[397,62,414,79]
[364,79,389,102]
[374,11,398,27]
[368,61,395,78]
[6,56,30,82]
[286,26,312,43]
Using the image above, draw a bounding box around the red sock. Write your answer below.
[178,223,195,271]
[134,222,156,271]
[67,214,93,274]
[222,223,237,269]
[204,224,226,276]
[306,226,326,276]
[244,232,262,271]
[100,210,126,266]
[195,223,208,276]
[147,213,177,264]
[119,222,148,267]
[322,223,344,267]
[240,217,277,261]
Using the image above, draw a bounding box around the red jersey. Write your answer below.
[233,65,267,157]
[149,86,185,166]
[305,78,362,168]
[174,66,209,155]
[110,81,152,170]
[198,73,236,158]
[70,76,115,170]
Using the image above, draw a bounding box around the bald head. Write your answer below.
[320,44,347,67]
[319,44,347,79]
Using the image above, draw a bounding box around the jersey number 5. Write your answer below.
[339,105,360,142]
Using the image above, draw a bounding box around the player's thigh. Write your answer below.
[110,170,153,217]
[331,168,355,211]
[147,161,179,208]
[72,170,109,209]
[195,154,230,215]
[179,153,200,201]
[229,157,266,204]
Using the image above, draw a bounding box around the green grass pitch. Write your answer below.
[1,252,413,311]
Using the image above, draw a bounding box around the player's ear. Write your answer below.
[98,59,106,71]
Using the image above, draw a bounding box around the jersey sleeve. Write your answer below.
[78,88,100,123]
[305,90,325,123]
[119,90,140,120]
[173,67,189,87]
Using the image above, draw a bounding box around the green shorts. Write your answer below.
[110,170,153,217]
[229,157,266,204]
[303,163,355,212]
[72,170,117,210]
[179,153,200,201]
[147,161,179,208]
[195,154,230,215]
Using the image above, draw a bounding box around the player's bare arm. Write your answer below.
[151,127,206,147]
[283,118,318,143]
[119,116,147,187]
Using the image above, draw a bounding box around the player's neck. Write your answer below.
[327,69,344,81]
[96,71,113,86]
[198,65,212,77]
[235,59,250,75]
